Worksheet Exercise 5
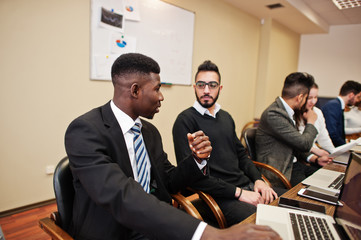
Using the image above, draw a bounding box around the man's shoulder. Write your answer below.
[261,100,286,118]
[140,118,158,133]
[65,102,112,138]
[322,98,340,109]
[216,109,234,121]
[71,102,109,123]
[262,98,281,111]
[218,108,230,115]
[176,107,198,118]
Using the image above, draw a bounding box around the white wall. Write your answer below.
[298,24,361,97]
[0,0,262,212]
[0,0,301,212]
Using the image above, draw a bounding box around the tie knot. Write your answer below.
[131,123,141,135]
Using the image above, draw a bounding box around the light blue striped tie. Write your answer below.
[131,123,150,193]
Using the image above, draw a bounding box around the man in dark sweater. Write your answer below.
[172,60,281,226]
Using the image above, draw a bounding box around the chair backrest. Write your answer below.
[239,120,260,145]
[244,127,292,189]
[53,156,74,232]
[244,127,257,160]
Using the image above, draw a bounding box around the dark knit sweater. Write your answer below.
[173,107,262,199]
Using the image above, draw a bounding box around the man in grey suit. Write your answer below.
[256,72,331,188]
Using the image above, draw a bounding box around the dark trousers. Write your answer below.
[129,231,150,240]
[290,161,319,187]
[198,183,287,227]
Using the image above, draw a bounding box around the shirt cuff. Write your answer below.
[307,154,314,162]
[191,222,207,240]
[195,158,207,169]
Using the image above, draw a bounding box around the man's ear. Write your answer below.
[130,83,140,98]
[297,93,304,103]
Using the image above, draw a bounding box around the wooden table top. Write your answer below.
[240,162,347,224]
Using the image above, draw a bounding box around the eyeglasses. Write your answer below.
[195,81,219,89]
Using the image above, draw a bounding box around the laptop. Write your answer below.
[333,152,351,165]
[256,152,361,240]
[301,153,352,192]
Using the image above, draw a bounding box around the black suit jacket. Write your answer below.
[65,102,205,240]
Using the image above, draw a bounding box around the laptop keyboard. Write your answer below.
[328,174,344,190]
[289,212,335,240]
[346,225,361,239]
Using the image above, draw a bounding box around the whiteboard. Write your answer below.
[90,0,195,85]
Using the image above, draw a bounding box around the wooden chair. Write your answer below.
[239,120,260,146]
[172,187,227,229]
[244,127,292,189]
[346,133,361,142]
[39,157,227,240]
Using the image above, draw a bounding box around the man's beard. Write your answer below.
[347,95,357,106]
[195,90,220,109]
[300,100,308,112]
[294,100,308,129]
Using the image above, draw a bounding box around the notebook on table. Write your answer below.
[333,152,351,165]
[256,152,361,240]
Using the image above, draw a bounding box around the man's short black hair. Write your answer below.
[111,53,160,85]
[195,60,221,83]
[339,80,361,96]
[282,72,315,99]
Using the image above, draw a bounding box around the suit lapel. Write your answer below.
[140,120,165,196]
[337,98,346,138]
[101,102,134,177]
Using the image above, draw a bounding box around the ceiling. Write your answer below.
[222,0,361,34]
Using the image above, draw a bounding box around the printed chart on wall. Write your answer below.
[90,0,195,85]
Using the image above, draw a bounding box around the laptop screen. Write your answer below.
[334,153,361,234]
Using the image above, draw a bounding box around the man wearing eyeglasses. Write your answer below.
[172,60,282,226]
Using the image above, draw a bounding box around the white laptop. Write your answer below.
[256,153,361,240]
[301,168,346,193]
[300,141,361,191]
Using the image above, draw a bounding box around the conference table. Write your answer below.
[240,161,347,224]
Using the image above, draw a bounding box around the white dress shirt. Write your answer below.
[193,101,221,118]
[110,101,151,182]
[279,97,295,125]
[110,100,207,240]
[299,107,335,153]
[279,97,298,163]
[344,107,361,134]
[338,96,345,110]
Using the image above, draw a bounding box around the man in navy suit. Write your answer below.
[322,81,361,147]
[65,53,281,240]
